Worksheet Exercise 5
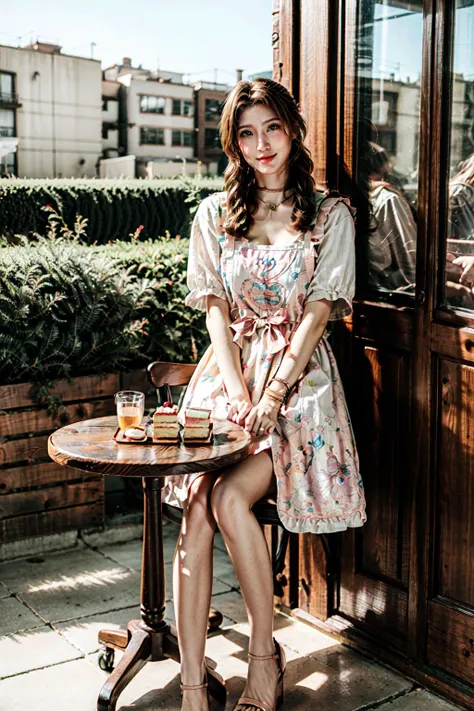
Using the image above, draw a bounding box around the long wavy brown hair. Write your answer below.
[219,77,316,238]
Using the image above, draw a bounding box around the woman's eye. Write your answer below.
[239,130,252,138]
[268,124,281,131]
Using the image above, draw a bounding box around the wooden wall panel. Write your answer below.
[339,340,411,648]
[427,601,474,686]
[436,359,474,607]
[350,343,411,585]
[299,0,331,185]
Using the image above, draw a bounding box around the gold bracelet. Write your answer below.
[263,389,285,405]
[269,377,291,397]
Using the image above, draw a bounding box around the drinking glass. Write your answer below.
[115,391,145,431]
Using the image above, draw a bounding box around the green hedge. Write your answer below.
[0,237,208,385]
[0,177,224,245]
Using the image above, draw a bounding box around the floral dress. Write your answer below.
[163,191,367,534]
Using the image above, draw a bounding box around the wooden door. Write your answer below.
[274,0,474,706]
[415,0,474,695]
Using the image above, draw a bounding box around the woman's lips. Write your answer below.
[257,154,276,164]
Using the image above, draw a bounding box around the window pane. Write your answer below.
[0,151,15,175]
[172,130,181,145]
[205,127,219,148]
[172,99,181,115]
[444,2,474,313]
[0,109,14,136]
[0,73,13,98]
[183,131,193,146]
[355,1,422,298]
[183,101,193,116]
[140,95,165,114]
[205,99,222,120]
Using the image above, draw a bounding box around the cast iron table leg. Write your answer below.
[97,476,224,711]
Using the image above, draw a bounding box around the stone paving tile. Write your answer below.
[0,657,103,711]
[19,566,142,624]
[0,580,10,597]
[0,596,44,636]
[91,652,183,710]
[54,605,143,655]
[378,688,462,710]
[209,590,248,624]
[284,646,413,711]
[0,546,126,595]
[0,626,82,678]
[213,551,239,589]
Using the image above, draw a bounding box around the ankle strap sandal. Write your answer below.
[234,639,287,711]
[180,680,208,691]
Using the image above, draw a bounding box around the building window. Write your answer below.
[172,99,193,116]
[204,128,220,149]
[0,151,16,176]
[140,95,165,114]
[205,98,222,121]
[0,72,14,104]
[0,108,15,137]
[172,130,193,147]
[140,127,165,145]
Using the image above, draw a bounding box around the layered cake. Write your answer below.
[153,402,179,444]
[182,407,213,444]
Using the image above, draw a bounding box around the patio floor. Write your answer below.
[0,520,462,711]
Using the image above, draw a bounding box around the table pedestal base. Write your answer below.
[95,477,226,711]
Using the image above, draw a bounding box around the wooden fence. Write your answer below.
[0,369,151,544]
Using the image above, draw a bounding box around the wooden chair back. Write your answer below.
[147,361,197,388]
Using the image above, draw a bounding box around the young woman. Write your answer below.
[163,77,367,711]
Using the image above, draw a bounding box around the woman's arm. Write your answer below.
[244,298,333,435]
[206,294,252,424]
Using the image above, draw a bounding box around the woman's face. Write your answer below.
[237,104,292,178]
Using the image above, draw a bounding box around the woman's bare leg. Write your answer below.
[210,452,279,711]
[173,473,218,711]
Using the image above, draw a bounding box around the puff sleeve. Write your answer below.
[184,194,228,312]
[306,198,356,320]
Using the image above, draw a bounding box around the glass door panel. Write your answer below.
[444,1,474,314]
[355,1,423,298]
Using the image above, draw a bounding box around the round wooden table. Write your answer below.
[48,415,252,711]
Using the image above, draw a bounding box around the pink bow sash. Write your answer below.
[230,309,291,355]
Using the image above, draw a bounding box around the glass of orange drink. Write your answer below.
[115,391,145,431]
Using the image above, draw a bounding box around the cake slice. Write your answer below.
[153,402,179,443]
[182,407,213,443]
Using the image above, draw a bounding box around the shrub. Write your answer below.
[0,177,224,245]
[0,237,207,385]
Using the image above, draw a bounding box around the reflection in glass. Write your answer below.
[445,2,474,312]
[356,1,423,297]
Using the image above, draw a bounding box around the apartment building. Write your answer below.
[0,41,102,177]
[101,79,122,158]
[102,59,196,175]
[193,80,229,166]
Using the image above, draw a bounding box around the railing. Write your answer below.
[0,92,19,105]
[0,126,15,137]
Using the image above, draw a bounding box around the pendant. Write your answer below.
[268,203,278,211]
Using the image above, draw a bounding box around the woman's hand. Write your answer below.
[227,395,253,427]
[244,394,281,436]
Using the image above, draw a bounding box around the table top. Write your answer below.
[48,416,253,478]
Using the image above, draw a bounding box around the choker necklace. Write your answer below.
[257,185,286,193]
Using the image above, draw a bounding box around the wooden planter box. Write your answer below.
[0,369,150,545]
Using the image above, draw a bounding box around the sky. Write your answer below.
[2,0,274,84]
